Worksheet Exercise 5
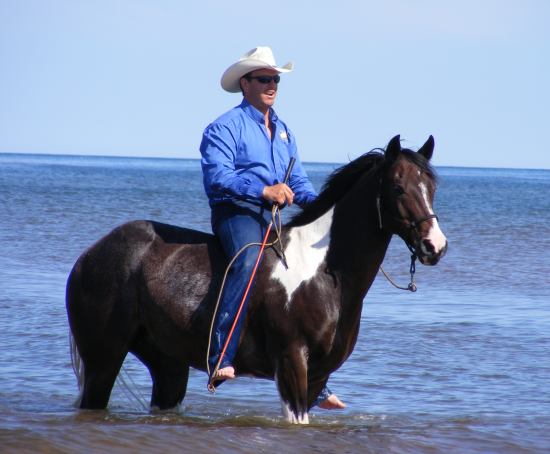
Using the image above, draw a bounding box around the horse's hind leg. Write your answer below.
[130,336,189,410]
[150,361,189,410]
[79,349,127,409]
[68,291,134,409]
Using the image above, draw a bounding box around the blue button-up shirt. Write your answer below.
[200,99,317,208]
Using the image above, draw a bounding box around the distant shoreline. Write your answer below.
[1,151,549,172]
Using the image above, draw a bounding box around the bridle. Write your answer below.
[375,183,439,293]
[400,213,439,232]
[375,191,439,235]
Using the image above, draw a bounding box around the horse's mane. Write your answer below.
[289,146,437,228]
[289,150,385,227]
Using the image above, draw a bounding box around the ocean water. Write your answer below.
[1,153,549,453]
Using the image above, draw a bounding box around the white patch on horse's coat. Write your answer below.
[275,372,310,424]
[419,182,447,253]
[280,400,310,424]
[271,207,334,306]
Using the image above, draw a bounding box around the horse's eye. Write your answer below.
[394,185,405,196]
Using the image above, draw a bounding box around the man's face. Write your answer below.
[241,68,280,114]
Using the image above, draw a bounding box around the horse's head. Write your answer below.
[379,135,447,265]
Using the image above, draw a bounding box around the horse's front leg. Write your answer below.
[275,346,309,424]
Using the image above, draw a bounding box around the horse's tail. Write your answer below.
[69,331,85,406]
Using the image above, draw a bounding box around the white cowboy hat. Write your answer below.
[220,46,293,93]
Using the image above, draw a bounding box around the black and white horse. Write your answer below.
[66,135,447,423]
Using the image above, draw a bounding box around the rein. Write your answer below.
[206,204,285,392]
[376,191,438,293]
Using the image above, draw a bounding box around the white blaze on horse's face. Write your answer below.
[271,207,334,306]
[418,181,447,258]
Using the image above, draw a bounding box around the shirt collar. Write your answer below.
[240,98,278,124]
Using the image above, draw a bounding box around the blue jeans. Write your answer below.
[208,201,334,407]
[208,201,272,375]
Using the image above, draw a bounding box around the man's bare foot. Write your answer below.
[318,393,346,410]
[214,366,236,380]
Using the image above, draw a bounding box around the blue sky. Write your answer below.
[1,0,549,169]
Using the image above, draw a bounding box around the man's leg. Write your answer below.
[208,204,347,409]
[313,386,346,410]
[208,203,269,381]
[208,245,264,378]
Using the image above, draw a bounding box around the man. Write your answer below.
[200,46,345,410]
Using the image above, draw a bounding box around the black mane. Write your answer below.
[288,146,437,228]
[289,150,385,227]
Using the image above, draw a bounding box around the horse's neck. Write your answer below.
[327,191,392,298]
[276,193,391,304]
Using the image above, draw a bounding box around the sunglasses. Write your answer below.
[245,74,281,84]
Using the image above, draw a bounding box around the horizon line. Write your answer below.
[0,150,548,172]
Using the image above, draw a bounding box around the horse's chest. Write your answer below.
[270,209,334,305]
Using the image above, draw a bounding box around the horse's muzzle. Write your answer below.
[417,239,448,266]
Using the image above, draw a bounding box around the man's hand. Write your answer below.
[262,183,294,206]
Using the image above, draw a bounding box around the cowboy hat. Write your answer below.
[220,47,293,93]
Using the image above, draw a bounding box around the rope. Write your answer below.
[376,189,419,293]
[206,158,295,391]
[116,365,149,411]
[70,331,149,410]
[206,204,285,391]
[379,250,418,292]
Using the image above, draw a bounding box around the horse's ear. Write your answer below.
[418,135,434,161]
[385,135,401,161]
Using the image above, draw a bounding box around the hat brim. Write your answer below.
[221,59,293,93]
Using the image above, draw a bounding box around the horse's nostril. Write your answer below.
[422,239,435,254]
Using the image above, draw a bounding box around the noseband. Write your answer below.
[402,213,439,232]
[376,194,438,234]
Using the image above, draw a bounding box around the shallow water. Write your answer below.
[1,154,549,453]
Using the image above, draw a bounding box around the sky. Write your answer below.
[1,0,549,169]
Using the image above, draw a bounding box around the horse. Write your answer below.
[66,135,447,424]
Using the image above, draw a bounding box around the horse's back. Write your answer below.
[68,220,215,286]
[66,221,221,351]
[140,220,215,245]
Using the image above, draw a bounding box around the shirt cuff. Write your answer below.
[247,180,265,200]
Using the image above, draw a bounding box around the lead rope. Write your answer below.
[379,251,418,292]
[377,193,418,292]
[206,205,285,391]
